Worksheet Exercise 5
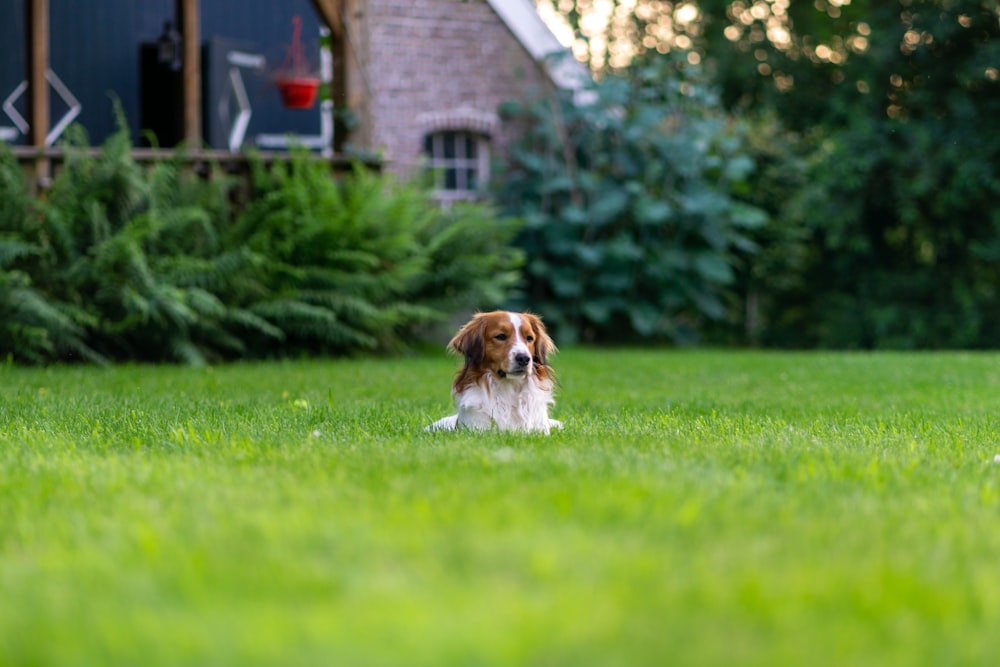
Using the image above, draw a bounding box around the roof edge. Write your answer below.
[484,0,589,90]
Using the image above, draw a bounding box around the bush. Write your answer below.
[226,153,523,357]
[708,113,815,346]
[756,114,1000,349]
[709,0,1000,349]
[497,55,766,344]
[0,115,523,364]
[0,144,101,363]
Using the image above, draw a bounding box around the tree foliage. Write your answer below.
[499,55,766,344]
[538,0,1000,347]
[721,0,1000,347]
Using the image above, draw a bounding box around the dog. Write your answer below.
[427,311,562,433]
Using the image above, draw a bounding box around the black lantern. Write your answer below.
[157,21,182,71]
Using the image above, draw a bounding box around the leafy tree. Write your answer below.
[717,0,1000,347]
[540,0,1000,347]
[498,55,766,344]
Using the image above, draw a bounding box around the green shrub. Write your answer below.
[32,119,265,364]
[227,152,523,356]
[706,114,815,346]
[497,55,766,344]
[755,113,1000,349]
[709,0,1000,349]
[0,144,101,363]
[0,114,522,364]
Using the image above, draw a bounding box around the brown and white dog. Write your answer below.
[427,311,562,433]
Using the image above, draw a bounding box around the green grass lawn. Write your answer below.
[2,349,1000,666]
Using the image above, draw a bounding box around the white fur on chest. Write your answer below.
[428,372,560,433]
[458,372,554,431]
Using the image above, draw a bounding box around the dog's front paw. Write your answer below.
[425,415,459,432]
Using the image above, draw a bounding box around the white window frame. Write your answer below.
[423,130,491,202]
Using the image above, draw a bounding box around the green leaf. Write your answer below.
[693,253,734,285]
[575,244,604,266]
[724,155,756,182]
[634,197,674,226]
[588,189,629,226]
[561,205,588,226]
[730,203,769,229]
[581,299,614,324]
[628,304,662,336]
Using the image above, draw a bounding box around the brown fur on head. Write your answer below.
[448,311,557,392]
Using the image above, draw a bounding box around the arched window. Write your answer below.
[423,130,490,201]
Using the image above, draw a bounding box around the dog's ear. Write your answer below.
[524,313,557,366]
[447,315,485,366]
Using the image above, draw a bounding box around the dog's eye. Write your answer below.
[526,335,534,342]
[495,333,508,341]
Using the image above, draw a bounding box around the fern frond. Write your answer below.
[223,308,286,340]
[0,276,103,364]
[182,287,226,319]
[250,299,377,349]
[159,249,256,292]
[0,237,38,267]
[167,339,207,366]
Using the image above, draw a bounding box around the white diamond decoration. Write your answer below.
[227,66,251,152]
[1,69,81,146]
[2,81,29,135]
[45,70,81,146]
[222,51,264,152]
[3,70,83,146]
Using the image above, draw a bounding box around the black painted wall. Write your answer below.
[0,0,324,148]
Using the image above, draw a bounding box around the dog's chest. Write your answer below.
[490,379,549,427]
[459,375,553,429]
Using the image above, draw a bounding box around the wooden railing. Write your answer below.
[8,146,380,193]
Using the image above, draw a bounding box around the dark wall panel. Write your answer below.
[48,0,173,143]
[1,2,29,144]
[2,0,324,148]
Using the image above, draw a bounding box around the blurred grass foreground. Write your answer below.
[3,349,1000,665]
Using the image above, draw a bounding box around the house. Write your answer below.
[1,0,582,197]
[359,0,584,199]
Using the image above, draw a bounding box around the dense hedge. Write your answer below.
[0,119,522,364]
[497,56,767,345]
[498,43,1000,349]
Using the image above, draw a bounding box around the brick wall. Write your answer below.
[358,0,554,177]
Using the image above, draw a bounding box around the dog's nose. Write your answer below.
[514,352,530,367]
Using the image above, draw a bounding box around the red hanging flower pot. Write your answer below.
[277,77,319,109]
[275,16,320,109]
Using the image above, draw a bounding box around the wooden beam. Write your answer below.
[330,9,348,153]
[26,0,49,148]
[310,0,355,153]
[343,0,368,149]
[309,0,344,39]
[177,0,201,146]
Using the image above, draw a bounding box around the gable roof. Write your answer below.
[484,0,589,91]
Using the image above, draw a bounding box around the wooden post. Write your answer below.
[310,0,349,153]
[177,0,201,146]
[330,20,348,153]
[26,0,49,147]
[25,0,50,187]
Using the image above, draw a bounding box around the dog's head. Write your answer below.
[448,311,556,389]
